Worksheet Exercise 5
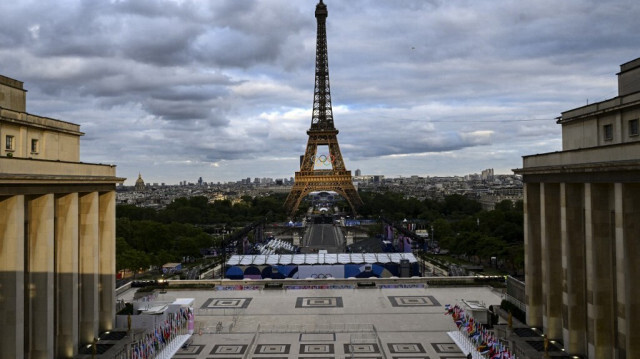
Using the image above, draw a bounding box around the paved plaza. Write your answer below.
[154,285,503,359]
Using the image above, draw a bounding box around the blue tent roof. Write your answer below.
[226,253,417,266]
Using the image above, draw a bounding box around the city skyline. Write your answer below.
[1,0,639,185]
[130,168,513,187]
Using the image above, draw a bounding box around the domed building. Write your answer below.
[134,173,146,191]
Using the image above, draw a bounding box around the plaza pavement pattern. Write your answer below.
[156,286,502,359]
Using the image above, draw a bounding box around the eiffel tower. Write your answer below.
[284,0,363,217]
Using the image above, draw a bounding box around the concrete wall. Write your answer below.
[522,141,640,169]
[0,195,25,359]
[618,58,640,96]
[1,118,81,161]
[0,75,26,112]
[1,92,83,161]
[562,119,598,150]
[0,74,122,359]
[560,60,640,151]
[621,108,640,144]
[0,157,117,180]
[520,179,640,358]
[0,190,117,359]
[561,105,640,150]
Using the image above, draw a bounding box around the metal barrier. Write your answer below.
[349,333,377,343]
[115,280,132,295]
[371,326,388,359]
[503,293,526,313]
[243,324,261,359]
[258,323,374,333]
[505,276,526,312]
[165,275,500,289]
[116,299,127,313]
[195,307,245,317]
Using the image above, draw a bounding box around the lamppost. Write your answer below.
[219,226,226,279]
[430,225,434,251]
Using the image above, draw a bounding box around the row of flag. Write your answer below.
[126,307,193,359]
[445,304,515,359]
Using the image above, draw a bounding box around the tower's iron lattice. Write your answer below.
[284,0,363,217]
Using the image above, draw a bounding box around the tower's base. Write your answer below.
[284,170,362,217]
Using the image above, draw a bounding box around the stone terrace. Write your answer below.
[157,285,503,359]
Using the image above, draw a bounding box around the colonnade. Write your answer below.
[524,182,640,358]
[0,190,116,359]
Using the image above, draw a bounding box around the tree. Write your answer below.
[116,204,157,221]
[116,237,151,276]
[442,194,482,219]
[429,218,455,248]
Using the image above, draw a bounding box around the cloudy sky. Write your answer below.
[1,0,639,185]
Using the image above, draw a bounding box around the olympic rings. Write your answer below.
[310,154,337,166]
[310,273,333,279]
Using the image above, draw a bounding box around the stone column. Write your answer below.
[79,192,99,344]
[28,193,55,359]
[99,191,116,332]
[540,183,562,339]
[614,183,625,357]
[524,182,543,327]
[560,183,587,355]
[622,183,640,358]
[0,195,25,359]
[55,193,79,358]
[585,183,615,358]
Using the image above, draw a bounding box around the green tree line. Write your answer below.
[116,194,289,273]
[117,192,523,274]
[358,192,524,272]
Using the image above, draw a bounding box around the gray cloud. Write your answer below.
[1,0,639,183]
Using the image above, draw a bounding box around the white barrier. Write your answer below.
[155,334,191,359]
[447,330,485,359]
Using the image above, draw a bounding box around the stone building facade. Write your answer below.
[0,74,124,358]
[514,58,640,358]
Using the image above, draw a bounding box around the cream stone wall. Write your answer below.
[27,193,55,359]
[516,58,640,359]
[541,183,562,339]
[561,120,598,150]
[524,183,543,328]
[560,183,587,354]
[57,132,81,161]
[522,141,640,168]
[519,179,638,358]
[0,157,117,181]
[561,106,640,150]
[561,61,640,151]
[0,190,119,359]
[79,192,100,344]
[26,127,43,159]
[99,191,117,333]
[55,193,79,358]
[596,113,620,146]
[0,75,26,112]
[621,109,640,144]
[0,122,22,156]
[618,58,640,96]
[622,184,640,356]
[1,118,82,161]
[0,74,123,359]
[0,195,25,359]
[1,76,83,162]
